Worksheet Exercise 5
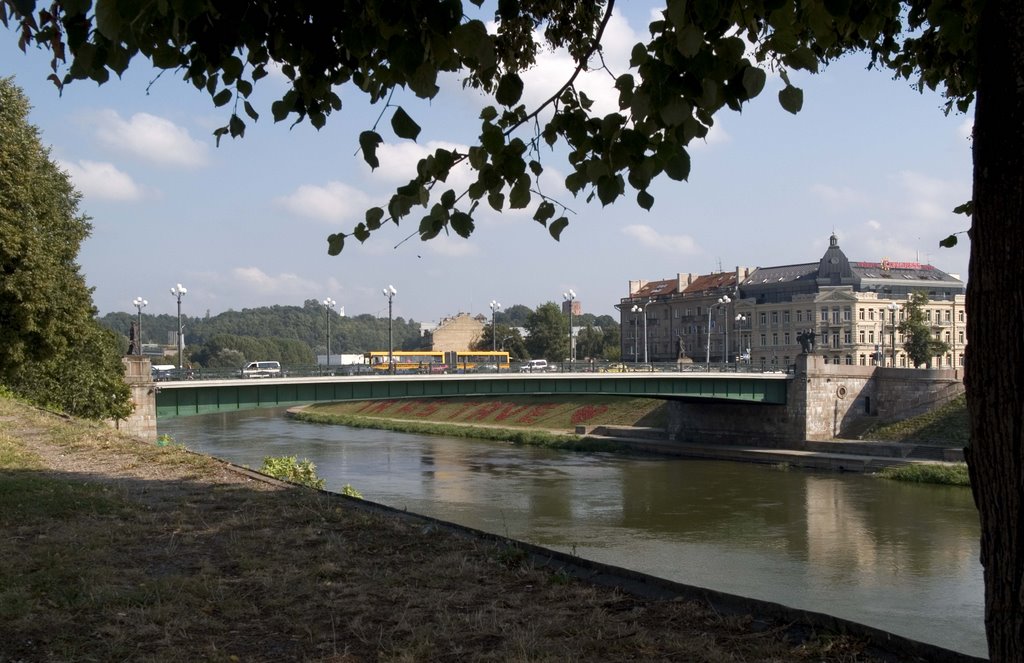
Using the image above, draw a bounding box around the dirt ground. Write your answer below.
[0,398,972,662]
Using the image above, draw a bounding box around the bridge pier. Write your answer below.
[667,355,964,445]
[111,355,158,440]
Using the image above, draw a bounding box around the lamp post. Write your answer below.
[631,299,652,365]
[888,302,899,367]
[706,295,731,371]
[734,313,747,369]
[489,300,502,352]
[630,305,641,363]
[170,283,187,372]
[323,298,337,368]
[563,289,576,367]
[383,285,397,373]
[132,296,147,355]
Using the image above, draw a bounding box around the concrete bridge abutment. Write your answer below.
[111,355,158,441]
[667,355,965,446]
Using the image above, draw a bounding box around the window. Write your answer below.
[868,330,875,343]
[859,330,865,343]
[784,332,790,345]
[958,310,965,322]
[796,310,804,322]
[685,308,691,317]
[926,310,933,322]
[959,331,965,344]
[783,311,790,324]
[859,354,867,365]
[820,309,828,321]
[846,355,853,365]
[869,309,876,321]
[760,333,767,347]
[832,333,840,348]
[832,308,841,323]
[759,312,767,326]
[844,331,852,344]
[772,333,779,346]
[843,307,852,321]
[771,311,779,324]
[945,310,952,322]
[858,308,865,320]
[945,331,951,343]
[833,355,841,365]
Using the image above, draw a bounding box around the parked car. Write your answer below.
[151,364,177,381]
[519,359,549,372]
[239,361,282,378]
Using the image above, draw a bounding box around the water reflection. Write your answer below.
[159,409,984,657]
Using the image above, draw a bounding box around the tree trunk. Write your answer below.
[964,0,1024,660]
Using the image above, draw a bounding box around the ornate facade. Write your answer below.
[618,235,966,370]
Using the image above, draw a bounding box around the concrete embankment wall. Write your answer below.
[666,356,965,444]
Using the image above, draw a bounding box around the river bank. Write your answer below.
[1,394,982,662]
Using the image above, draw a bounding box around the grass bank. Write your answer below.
[0,393,910,662]
[877,462,971,486]
[859,394,969,447]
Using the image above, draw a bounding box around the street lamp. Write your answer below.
[383,285,397,373]
[630,299,653,365]
[563,289,576,367]
[630,304,641,363]
[734,313,747,368]
[706,295,731,371]
[169,283,187,372]
[888,302,900,367]
[132,296,147,355]
[323,298,337,368]
[489,300,502,352]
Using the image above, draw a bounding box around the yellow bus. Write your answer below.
[444,350,511,372]
[364,351,446,373]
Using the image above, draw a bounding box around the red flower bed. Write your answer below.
[467,402,504,421]
[415,401,442,417]
[516,403,558,425]
[494,404,529,421]
[570,404,608,425]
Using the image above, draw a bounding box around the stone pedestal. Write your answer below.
[111,355,158,440]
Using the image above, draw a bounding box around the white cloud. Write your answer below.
[93,110,208,167]
[230,267,320,295]
[424,234,481,257]
[894,170,960,223]
[275,181,372,223]
[622,224,699,254]
[59,159,144,201]
[374,140,472,188]
[865,219,882,231]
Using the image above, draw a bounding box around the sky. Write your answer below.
[2,4,973,324]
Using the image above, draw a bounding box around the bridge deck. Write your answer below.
[155,372,791,418]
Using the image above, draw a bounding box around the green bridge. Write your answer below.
[154,372,791,419]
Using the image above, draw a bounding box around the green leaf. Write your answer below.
[480,106,498,122]
[637,190,655,210]
[509,176,531,209]
[533,201,556,224]
[953,200,973,215]
[243,100,259,121]
[228,114,245,137]
[664,150,691,181]
[549,216,569,240]
[365,207,385,230]
[212,88,232,107]
[528,160,543,177]
[450,210,475,238]
[353,223,370,242]
[938,234,958,248]
[94,0,122,41]
[495,73,524,106]
[778,84,804,114]
[677,24,704,58]
[741,66,767,100]
[487,191,505,211]
[391,106,421,140]
[327,233,345,255]
[359,130,383,169]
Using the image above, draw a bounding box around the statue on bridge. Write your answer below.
[797,329,817,354]
[127,321,139,356]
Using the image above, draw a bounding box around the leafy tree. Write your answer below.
[6,1,1024,656]
[0,77,130,419]
[500,304,534,327]
[525,302,568,361]
[575,324,606,360]
[898,292,951,368]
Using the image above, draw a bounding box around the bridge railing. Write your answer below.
[151,360,793,382]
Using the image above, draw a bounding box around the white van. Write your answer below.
[520,359,549,373]
[240,361,282,378]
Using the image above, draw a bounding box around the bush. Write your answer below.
[877,462,970,486]
[260,455,325,489]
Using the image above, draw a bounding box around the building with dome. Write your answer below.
[617,234,966,370]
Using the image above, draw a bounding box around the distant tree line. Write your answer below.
[98,299,622,367]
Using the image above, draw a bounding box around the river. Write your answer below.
[158,408,985,657]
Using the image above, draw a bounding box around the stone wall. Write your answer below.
[110,356,158,441]
[430,313,485,352]
[667,355,965,445]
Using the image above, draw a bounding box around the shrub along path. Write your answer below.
[0,395,975,662]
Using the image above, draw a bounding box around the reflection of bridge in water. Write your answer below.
[154,372,791,419]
